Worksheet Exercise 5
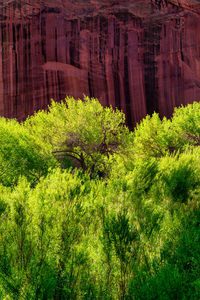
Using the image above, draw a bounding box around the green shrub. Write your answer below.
[133,113,176,158]
[172,101,200,147]
[156,151,200,203]
[0,118,55,186]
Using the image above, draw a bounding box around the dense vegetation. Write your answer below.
[0,96,200,299]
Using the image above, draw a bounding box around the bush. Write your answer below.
[0,118,55,186]
[24,96,131,176]
[156,151,200,203]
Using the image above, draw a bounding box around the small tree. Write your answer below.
[56,96,130,174]
[25,96,131,176]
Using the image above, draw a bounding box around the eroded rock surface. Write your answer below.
[0,0,200,126]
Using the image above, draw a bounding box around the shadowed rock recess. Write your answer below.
[0,0,200,127]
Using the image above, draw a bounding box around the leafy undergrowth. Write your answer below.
[0,97,200,299]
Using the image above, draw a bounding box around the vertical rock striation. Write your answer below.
[0,0,200,126]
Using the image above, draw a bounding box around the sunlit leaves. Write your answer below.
[1,99,200,298]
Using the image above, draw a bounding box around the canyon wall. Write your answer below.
[0,0,200,127]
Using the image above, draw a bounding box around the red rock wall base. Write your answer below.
[0,0,200,127]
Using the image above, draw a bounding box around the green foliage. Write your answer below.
[0,118,55,186]
[172,101,200,146]
[102,211,138,299]
[156,151,200,203]
[24,96,131,176]
[1,98,200,299]
[133,113,176,158]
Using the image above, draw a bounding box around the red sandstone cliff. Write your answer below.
[0,0,200,126]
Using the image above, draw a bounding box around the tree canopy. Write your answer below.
[25,96,131,176]
[0,98,200,299]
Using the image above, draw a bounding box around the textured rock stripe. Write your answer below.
[0,0,200,127]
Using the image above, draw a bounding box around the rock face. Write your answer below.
[0,0,200,127]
